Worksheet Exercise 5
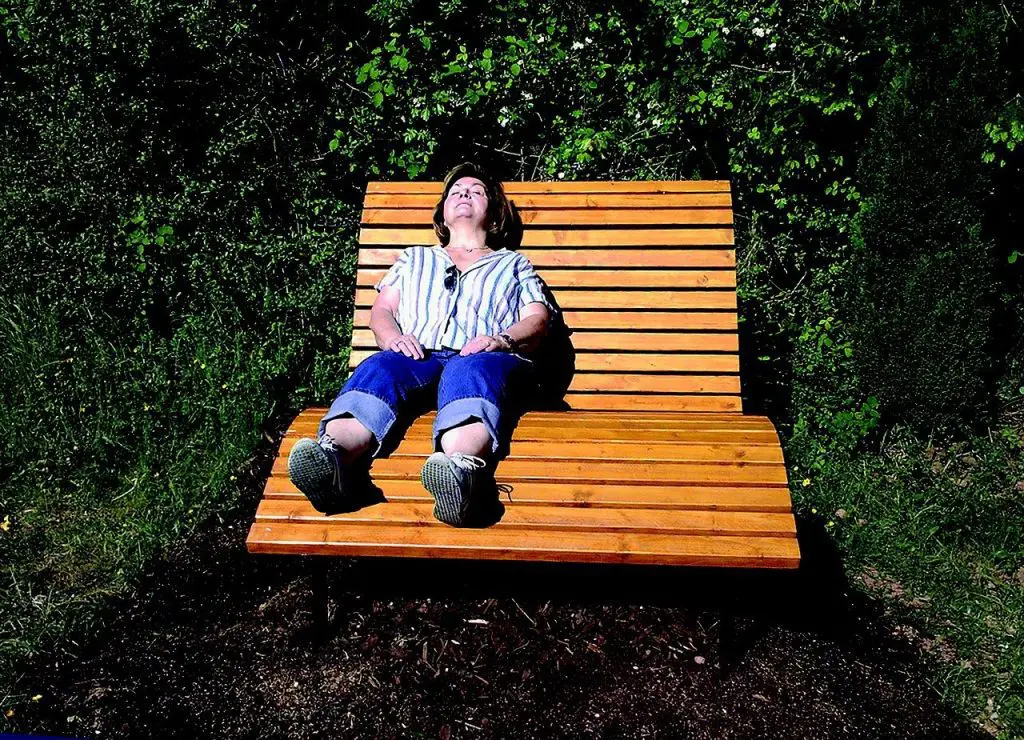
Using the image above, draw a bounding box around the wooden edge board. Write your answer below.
[245,522,800,568]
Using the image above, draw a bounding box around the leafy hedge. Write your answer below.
[0,0,1021,729]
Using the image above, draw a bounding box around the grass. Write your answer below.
[791,419,1024,737]
[0,295,327,691]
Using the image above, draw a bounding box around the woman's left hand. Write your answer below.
[459,335,507,356]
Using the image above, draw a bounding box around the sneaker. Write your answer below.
[288,433,351,514]
[420,451,493,526]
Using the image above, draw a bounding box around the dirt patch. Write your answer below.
[0,417,992,739]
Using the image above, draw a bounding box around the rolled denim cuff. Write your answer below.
[433,396,504,456]
[318,390,397,458]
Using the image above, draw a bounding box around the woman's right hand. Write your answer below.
[387,334,426,360]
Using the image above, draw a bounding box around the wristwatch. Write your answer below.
[497,332,519,353]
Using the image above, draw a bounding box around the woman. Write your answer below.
[288,162,554,526]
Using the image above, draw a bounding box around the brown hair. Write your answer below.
[432,162,517,249]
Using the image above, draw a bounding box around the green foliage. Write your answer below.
[0,0,1022,733]
[843,3,1003,436]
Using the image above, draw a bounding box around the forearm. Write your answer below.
[369,305,403,349]
[500,312,549,354]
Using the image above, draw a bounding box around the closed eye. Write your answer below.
[449,188,487,198]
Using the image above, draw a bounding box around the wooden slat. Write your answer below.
[347,350,740,373]
[287,422,777,446]
[362,208,734,227]
[560,394,742,412]
[287,416,778,442]
[271,456,784,485]
[356,268,737,289]
[292,408,771,430]
[277,436,782,463]
[364,193,733,208]
[263,478,792,512]
[353,309,738,331]
[254,499,794,538]
[353,288,736,311]
[358,248,735,268]
[366,181,733,194]
[247,521,800,568]
[564,374,740,394]
[351,329,739,353]
[359,228,734,247]
[319,364,740,395]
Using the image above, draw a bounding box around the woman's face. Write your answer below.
[443,176,489,230]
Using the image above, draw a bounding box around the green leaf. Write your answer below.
[329,138,339,152]
[372,92,384,107]
[1009,250,1020,264]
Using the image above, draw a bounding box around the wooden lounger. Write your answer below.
[247,180,800,571]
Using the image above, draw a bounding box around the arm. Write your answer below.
[371,285,425,360]
[500,301,550,353]
[458,302,550,356]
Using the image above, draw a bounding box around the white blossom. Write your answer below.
[572,41,585,50]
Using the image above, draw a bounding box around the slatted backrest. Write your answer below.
[351,180,740,413]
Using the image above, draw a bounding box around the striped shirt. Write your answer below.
[375,245,555,352]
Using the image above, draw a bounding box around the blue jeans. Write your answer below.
[318,349,536,459]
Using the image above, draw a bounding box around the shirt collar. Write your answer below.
[433,245,509,273]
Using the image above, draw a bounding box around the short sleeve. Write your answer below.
[374,248,411,292]
[516,255,557,315]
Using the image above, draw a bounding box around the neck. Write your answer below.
[446,222,490,252]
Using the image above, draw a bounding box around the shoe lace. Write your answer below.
[496,482,513,502]
[317,433,343,490]
[449,453,487,471]
[318,432,339,451]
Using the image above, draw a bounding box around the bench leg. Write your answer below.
[311,557,330,634]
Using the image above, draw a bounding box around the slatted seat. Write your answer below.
[247,180,800,569]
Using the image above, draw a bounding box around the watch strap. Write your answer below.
[498,332,518,353]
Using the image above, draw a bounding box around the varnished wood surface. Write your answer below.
[246,181,800,568]
[248,409,798,568]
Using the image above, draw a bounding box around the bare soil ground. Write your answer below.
[3,413,988,740]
